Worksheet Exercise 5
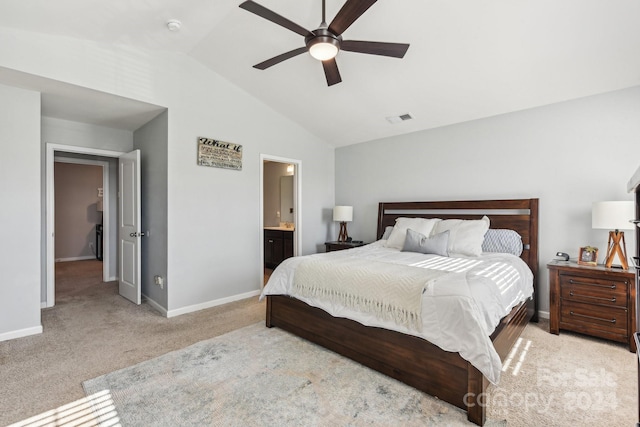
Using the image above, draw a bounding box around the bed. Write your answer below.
[262,199,539,425]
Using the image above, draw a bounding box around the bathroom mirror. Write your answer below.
[280,175,294,224]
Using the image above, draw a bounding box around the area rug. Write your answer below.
[83,323,506,426]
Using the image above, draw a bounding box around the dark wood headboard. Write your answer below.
[377,198,539,318]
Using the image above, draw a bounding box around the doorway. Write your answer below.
[45,144,125,308]
[260,155,302,286]
[54,158,107,263]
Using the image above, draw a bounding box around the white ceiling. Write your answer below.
[1,0,639,146]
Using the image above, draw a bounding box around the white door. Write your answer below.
[119,150,141,304]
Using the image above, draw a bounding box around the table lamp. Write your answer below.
[333,206,353,243]
[592,201,634,269]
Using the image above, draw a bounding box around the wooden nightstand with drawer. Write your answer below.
[548,261,636,351]
[324,241,367,252]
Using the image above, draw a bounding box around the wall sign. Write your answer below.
[197,137,242,171]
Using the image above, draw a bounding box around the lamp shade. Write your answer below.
[333,206,353,222]
[592,201,634,230]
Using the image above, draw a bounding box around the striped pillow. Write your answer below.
[482,229,523,256]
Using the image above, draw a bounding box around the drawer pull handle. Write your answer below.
[568,291,616,303]
[569,311,616,324]
[568,279,616,289]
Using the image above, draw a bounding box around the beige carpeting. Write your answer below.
[0,259,638,426]
[0,260,264,426]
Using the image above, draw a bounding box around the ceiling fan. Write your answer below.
[239,0,410,86]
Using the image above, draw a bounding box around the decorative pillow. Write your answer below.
[482,229,524,256]
[402,229,449,256]
[432,216,490,257]
[381,226,394,240]
[385,217,441,249]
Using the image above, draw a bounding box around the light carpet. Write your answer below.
[83,323,506,426]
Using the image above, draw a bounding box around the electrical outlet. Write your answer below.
[154,275,164,289]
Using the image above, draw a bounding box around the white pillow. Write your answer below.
[432,216,490,257]
[381,226,394,240]
[385,217,441,249]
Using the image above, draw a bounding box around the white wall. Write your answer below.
[336,86,640,315]
[0,27,335,325]
[0,83,42,341]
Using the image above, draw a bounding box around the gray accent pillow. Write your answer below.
[401,229,450,256]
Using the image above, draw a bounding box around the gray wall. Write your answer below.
[54,162,102,260]
[0,83,42,340]
[133,111,168,309]
[336,86,640,316]
[0,26,335,334]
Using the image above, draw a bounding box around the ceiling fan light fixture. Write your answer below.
[306,30,340,61]
[309,40,339,61]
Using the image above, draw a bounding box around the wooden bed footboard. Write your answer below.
[266,294,533,426]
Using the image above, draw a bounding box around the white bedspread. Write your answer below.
[260,240,534,384]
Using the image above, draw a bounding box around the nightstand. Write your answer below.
[548,261,636,351]
[324,241,366,252]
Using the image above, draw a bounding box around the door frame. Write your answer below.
[260,154,302,284]
[45,143,125,307]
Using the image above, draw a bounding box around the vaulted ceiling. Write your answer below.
[1,0,639,146]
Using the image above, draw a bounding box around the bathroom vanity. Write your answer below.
[264,227,294,269]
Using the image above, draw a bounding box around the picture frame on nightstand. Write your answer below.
[577,246,598,266]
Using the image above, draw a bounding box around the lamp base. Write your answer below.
[337,221,349,243]
[604,230,628,270]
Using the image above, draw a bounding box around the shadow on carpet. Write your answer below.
[83,323,506,426]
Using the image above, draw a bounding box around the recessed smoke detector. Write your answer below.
[386,113,414,124]
[167,19,182,32]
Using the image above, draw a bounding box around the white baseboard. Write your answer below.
[166,289,262,318]
[0,325,43,342]
[537,310,549,320]
[55,256,97,262]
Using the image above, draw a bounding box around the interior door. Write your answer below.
[119,149,141,304]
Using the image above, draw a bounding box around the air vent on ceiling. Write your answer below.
[386,113,414,124]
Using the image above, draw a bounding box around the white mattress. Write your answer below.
[261,240,534,384]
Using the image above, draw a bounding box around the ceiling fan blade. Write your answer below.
[239,1,313,37]
[322,58,342,86]
[341,40,410,58]
[253,47,308,70]
[328,0,377,36]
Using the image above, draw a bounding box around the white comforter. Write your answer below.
[260,240,534,384]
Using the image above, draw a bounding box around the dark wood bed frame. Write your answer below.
[265,199,539,425]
